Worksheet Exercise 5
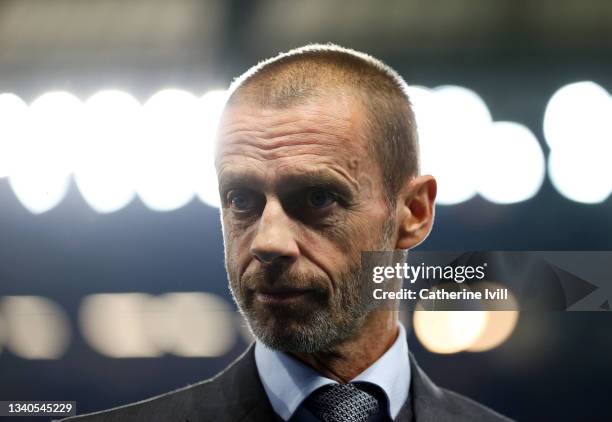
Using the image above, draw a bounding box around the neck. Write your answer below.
[291,310,399,383]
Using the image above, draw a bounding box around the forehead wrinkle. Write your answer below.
[222,101,353,124]
[218,120,354,154]
[217,150,363,202]
[216,96,374,192]
[273,161,360,193]
[218,100,356,142]
[218,136,347,164]
[222,107,352,130]
[218,151,360,190]
[221,130,351,152]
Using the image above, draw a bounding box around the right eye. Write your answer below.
[227,190,256,211]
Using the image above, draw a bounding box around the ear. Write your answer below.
[395,175,437,250]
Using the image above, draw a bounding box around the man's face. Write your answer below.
[216,94,394,353]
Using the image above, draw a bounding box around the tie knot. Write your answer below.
[306,383,380,422]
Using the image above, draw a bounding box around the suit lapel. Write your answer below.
[236,399,280,422]
[196,343,276,421]
[400,351,456,422]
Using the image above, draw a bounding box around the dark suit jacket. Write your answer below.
[58,344,513,422]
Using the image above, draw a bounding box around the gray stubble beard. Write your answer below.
[227,218,397,353]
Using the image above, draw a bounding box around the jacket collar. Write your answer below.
[401,351,456,422]
[207,341,453,422]
[199,344,276,421]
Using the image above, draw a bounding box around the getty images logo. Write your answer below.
[372,262,488,284]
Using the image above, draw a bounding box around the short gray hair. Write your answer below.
[226,43,420,206]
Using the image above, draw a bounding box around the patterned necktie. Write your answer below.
[305,383,380,422]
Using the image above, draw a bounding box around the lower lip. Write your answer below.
[255,290,312,305]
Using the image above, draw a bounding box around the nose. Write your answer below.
[250,198,299,265]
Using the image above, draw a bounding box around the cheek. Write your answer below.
[304,215,373,278]
[328,206,386,246]
[222,215,254,269]
[318,218,357,256]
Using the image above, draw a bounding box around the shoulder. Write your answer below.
[55,344,271,422]
[432,387,513,422]
[409,352,514,422]
[54,368,238,422]
[54,377,215,422]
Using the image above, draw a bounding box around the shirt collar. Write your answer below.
[254,322,411,421]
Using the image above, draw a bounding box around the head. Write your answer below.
[215,44,436,353]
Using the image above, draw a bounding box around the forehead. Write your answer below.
[215,95,371,182]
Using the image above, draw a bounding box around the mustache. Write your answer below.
[240,266,328,293]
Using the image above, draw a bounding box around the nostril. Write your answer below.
[253,251,281,264]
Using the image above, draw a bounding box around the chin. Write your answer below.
[247,309,360,354]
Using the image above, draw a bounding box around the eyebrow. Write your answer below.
[218,168,357,200]
[217,169,263,192]
[278,170,357,200]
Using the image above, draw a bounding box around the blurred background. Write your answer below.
[1,0,611,421]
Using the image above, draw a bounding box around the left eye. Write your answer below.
[305,189,336,208]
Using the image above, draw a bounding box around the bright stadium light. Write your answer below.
[146,292,235,357]
[9,92,82,214]
[544,81,612,203]
[74,90,140,213]
[543,81,610,151]
[479,122,545,204]
[409,85,489,205]
[0,312,4,355]
[466,283,520,352]
[137,89,201,211]
[79,292,235,358]
[3,88,230,214]
[194,90,228,209]
[2,83,578,213]
[80,293,161,358]
[412,283,519,354]
[430,85,491,205]
[548,148,611,203]
[413,308,488,354]
[0,93,29,179]
[409,85,545,205]
[2,296,71,359]
[407,85,444,193]
[410,85,486,205]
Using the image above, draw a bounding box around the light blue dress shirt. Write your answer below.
[254,322,411,421]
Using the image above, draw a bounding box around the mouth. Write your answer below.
[254,287,315,305]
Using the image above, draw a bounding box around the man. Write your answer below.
[60,44,512,421]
